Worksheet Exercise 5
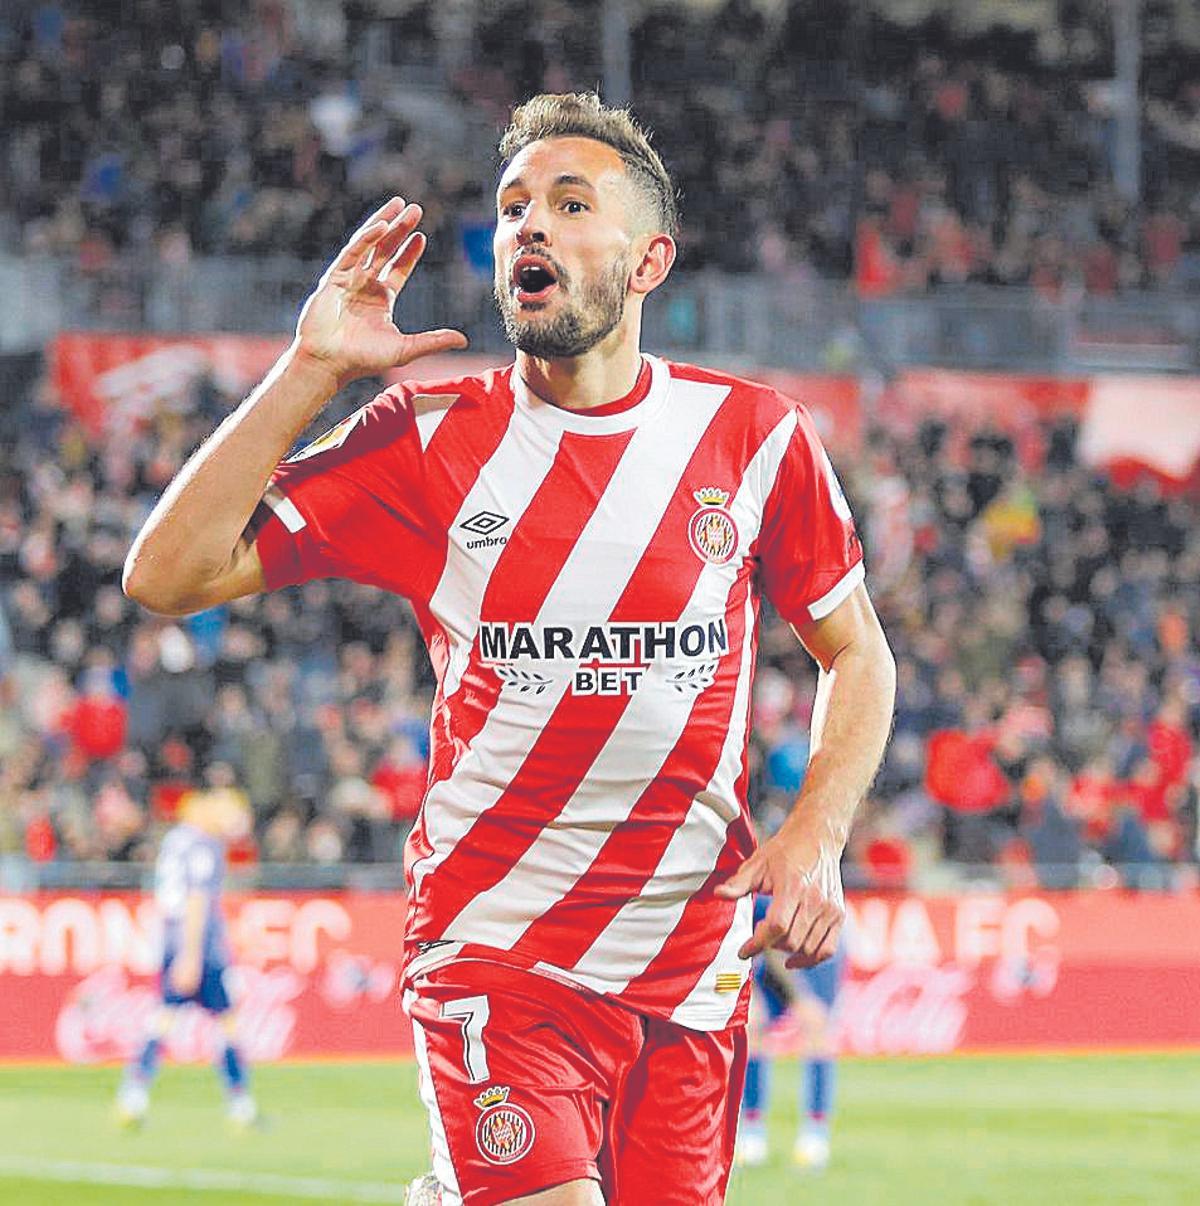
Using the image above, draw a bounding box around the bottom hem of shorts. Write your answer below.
[460,1159,600,1206]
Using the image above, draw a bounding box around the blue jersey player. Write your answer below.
[116,788,258,1127]
[736,894,845,1171]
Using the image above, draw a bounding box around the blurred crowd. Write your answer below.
[1,356,1197,890]
[4,0,1200,294]
[751,412,1200,890]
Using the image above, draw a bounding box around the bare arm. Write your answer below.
[168,890,209,996]
[123,196,467,616]
[717,582,896,966]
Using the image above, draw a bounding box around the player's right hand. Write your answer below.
[292,196,468,385]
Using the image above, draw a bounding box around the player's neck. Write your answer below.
[516,324,644,412]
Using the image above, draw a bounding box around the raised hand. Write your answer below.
[293,196,468,384]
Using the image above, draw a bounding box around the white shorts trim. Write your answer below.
[404,990,463,1204]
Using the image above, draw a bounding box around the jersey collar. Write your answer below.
[511,354,670,435]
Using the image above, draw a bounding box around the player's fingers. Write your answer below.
[399,329,470,362]
[330,198,407,272]
[786,905,841,970]
[812,916,843,964]
[738,893,798,960]
[381,229,429,292]
[328,219,389,275]
[372,204,425,273]
[715,855,764,901]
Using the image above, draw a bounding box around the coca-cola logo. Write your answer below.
[55,965,303,1063]
[835,964,972,1055]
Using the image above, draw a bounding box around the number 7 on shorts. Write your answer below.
[441,995,491,1083]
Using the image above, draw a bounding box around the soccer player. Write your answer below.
[735,900,846,1171]
[116,786,258,1128]
[123,93,895,1204]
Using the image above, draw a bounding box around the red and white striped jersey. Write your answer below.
[255,355,863,1030]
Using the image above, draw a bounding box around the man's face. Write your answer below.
[493,136,641,359]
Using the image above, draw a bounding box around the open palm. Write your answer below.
[295,196,467,383]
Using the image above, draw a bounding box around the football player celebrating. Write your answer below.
[124,93,894,1204]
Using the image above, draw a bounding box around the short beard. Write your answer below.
[495,257,630,359]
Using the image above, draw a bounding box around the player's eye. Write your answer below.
[563,199,588,214]
[501,202,526,219]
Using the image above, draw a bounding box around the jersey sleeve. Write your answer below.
[756,403,865,625]
[185,840,220,895]
[250,387,437,602]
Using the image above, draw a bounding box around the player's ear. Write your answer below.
[629,233,676,296]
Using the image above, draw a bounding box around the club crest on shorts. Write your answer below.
[473,1086,536,1166]
[688,487,738,565]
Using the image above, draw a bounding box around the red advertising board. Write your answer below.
[0,892,412,1063]
[2,891,1198,1063]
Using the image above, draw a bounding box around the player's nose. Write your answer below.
[514,208,549,247]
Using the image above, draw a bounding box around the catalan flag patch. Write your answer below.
[715,972,743,994]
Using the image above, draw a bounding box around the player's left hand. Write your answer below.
[715,811,846,969]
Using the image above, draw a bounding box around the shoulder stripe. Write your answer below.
[261,486,306,534]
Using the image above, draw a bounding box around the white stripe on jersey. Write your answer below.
[670,892,754,1029]
[411,393,460,451]
[429,420,564,699]
[441,408,797,950]
[567,586,758,996]
[413,374,729,897]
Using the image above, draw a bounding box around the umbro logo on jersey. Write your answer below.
[460,510,510,550]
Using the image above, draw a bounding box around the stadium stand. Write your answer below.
[3,0,1200,291]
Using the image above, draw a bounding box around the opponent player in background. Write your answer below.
[123,93,895,1204]
[116,788,258,1128]
[735,906,846,1171]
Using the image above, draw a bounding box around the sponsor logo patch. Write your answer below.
[473,1086,535,1165]
[688,486,739,565]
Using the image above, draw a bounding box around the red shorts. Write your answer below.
[405,961,746,1205]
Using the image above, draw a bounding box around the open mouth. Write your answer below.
[512,256,560,304]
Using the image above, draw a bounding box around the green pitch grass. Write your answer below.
[0,1054,1195,1204]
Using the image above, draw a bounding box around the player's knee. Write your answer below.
[503,1177,605,1205]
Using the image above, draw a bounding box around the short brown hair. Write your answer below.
[498,92,680,238]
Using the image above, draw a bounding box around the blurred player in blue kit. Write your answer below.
[735,894,846,1171]
[116,787,258,1127]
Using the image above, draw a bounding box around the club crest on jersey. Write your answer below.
[688,486,739,566]
[473,1086,536,1165]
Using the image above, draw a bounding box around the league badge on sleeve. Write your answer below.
[473,1085,536,1165]
[286,407,367,463]
[688,487,739,565]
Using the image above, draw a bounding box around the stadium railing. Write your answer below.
[4,254,1200,373]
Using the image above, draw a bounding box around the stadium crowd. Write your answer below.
[4,0,1200,294]
[1,357,1197,889]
